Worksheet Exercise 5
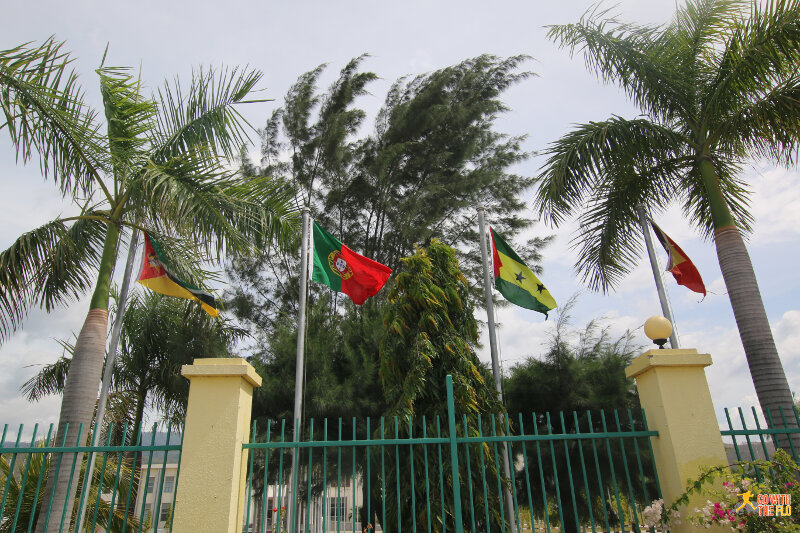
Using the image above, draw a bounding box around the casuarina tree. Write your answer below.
[537,0,800,437]
[228,54,547,338]
[0,40,298,531]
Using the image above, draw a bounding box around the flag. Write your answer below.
[650,221,707,296]
[490,228,556,317]
[137,233,220,317]
[312,222,392,305]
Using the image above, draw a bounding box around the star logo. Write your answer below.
[537,283,545,293]
[514,271,525,284]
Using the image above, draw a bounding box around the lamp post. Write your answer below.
[644,316,673,349]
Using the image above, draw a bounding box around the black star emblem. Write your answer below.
[537,283,545,293]
[514,271,525,283]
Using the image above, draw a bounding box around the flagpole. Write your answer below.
[289,207,311,533]
[636,204,680,348]
[75,229,140,533]
[477,205,517,533]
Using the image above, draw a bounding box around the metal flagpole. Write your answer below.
[289,207,311,533]
[636,204,680,348]
[477,205,518,533]
[75,229,140,533]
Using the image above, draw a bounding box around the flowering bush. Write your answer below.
[643,449,800,532]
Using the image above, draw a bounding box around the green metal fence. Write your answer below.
[244,376,661,533]
[721,406,800,469]
[0,422,182,533]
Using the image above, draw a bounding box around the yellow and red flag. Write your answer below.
[650,221,706,296]
[137,233,220,317]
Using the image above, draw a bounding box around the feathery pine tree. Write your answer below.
[228,54,547,344]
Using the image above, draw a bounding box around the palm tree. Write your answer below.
[22,289,247,519]
[0,39,298,531]
[22,289,247,444]
[536,0,800,437]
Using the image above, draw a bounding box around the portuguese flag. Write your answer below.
[490,228,557,317]
[311,222,392,305]
[137,233,220,317]
[650,221,707,296]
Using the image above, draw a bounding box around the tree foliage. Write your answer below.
[21,289,246,442]
[227,53,547,343]
[503,298,652,533]
[0,447,144,533]
[377,239,505,533]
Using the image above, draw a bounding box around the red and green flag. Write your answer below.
[311,222,392,305]
[491,228,557,317]
[650,221,706,296]
[137,233,220,317]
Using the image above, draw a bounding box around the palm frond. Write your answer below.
[572,155,691,292]
[97,67,157,179]
[151,66,264,162]
[668,0,748,72]
[0,38,107,197]
[128,158,299,258]
[101,390,139,443]
[546,10,690,122]
[713,76,800,165]
[38,213,108,312]
[706,0,800,116]
[680,155,753,238]
[0,215,108,343]
[535,116,689,225]
[21,353,71,401]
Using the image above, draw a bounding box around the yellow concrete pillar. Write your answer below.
[172,358,262,533]
[626,348,728,532]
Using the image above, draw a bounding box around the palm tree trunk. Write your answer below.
[715,226,799,451]
[35,308,109,533]
[699,157,799,452]
[35,223,118,533]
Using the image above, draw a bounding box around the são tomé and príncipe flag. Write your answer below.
[650,221,706,296]
[311,222,392,305]
[137,233,220,317]
[490,228,557,317]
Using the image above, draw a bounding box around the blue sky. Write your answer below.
[1,0,797,429]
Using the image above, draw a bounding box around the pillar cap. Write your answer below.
[181,357,263,387]
[625,348,712,379]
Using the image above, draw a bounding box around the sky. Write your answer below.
[1,0,798,431]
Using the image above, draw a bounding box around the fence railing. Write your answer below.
[0,422,182,533]
[2,378,662,533]
[721,405,800,469]
[243,376,661,533]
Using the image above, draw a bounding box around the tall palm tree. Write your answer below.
[0,39,298,531]
[536,0,800,436]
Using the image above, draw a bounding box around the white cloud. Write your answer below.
[749,164,800,244]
